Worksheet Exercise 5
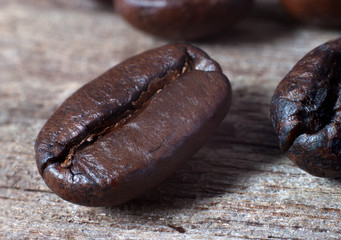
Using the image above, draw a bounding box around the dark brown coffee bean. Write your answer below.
[270,38,341,178]
[114,0,254,40]
[35,43,232,206]
[281,0,341,27]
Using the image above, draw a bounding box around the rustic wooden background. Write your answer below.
[1,0,341,239]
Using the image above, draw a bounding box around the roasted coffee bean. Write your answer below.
[281,0,341,27]
[114,0,254,40]
[35,43,232,206]
[270,38,341,178]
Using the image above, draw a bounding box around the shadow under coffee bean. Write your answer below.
[35,43,232,207]
[270,38,341,178]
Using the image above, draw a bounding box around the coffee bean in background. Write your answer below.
[280,0,341,27]
[114,0,254,40]
[35,43,232,207]
[270,38,341,178]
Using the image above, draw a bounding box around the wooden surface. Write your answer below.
[1,0,341,239]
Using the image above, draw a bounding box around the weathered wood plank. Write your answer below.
[1,0,341,239]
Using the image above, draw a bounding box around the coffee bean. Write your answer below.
[115,0,254,40]
[281,0,341,27]
[35,43,232,206]
[270,38,341,178]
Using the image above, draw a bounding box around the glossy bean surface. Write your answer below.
[35,43,232,206]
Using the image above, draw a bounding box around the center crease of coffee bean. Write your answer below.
[302,56,341,133]
[286,53,341,152]
[58,58,193,170]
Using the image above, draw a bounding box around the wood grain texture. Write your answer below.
[1,0,341,239]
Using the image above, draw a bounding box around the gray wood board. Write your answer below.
[1,0,341,239]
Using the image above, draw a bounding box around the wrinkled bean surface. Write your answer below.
[271,38,341,178]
